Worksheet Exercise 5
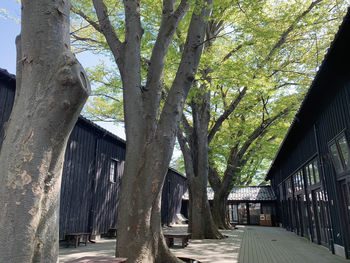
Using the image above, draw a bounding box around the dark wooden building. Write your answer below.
[182,186,276,225]
[266,9,350,259]
[0,68,187,240]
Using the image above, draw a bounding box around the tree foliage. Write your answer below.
[71,0,349,237]
[176,0,350,229]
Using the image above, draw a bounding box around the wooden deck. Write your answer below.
[59,225,349,263]
[237,226,348,263]
[168,225,348,263]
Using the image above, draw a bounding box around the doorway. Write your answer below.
[313,188,329,247]
[338,178,350,255]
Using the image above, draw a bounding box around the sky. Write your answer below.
[0,0,126,139]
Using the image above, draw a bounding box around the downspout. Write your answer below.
[88,135,99,241]
[302,164,314,241]
[313,124,335,254]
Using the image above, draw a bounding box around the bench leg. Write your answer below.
[181,237,188,248]
[165,237,174,248]
[84,234,88,246]
[75,236,79,248]
[66,236,71,248]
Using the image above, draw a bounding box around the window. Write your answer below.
[109,159,124,183]
[329,133,350,174]
[330,143,343,173]
[294,170,303,191]
[304,159,320,187]
[285,178,292,195]
[313,159,319,183]
[299,170,304,189]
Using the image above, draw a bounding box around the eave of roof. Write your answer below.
[167,166,187,179]
[183,186,276,201]
[0,69,16,83]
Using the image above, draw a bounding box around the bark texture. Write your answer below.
[90,0,212,261]
[175,19,238,238]
[177,92,223,239]
[0,1,90,262]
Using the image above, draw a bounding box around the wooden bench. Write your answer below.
[66,256,127,262]
[105,228,117,237]
[65,233,90,248]
[163,232,191,248]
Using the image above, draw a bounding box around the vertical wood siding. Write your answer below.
[92,135,125,235]
[0,75,15,150]
[161,169,188,225]
[267,12,350,253]
[268,69,350,248]
[59,122,97,239]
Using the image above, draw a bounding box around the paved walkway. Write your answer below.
[59,225,348,262]
[237,226,347,263]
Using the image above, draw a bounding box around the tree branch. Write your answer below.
[262,0,323,65]
[143,0,189,134]
[71,7,102,33]
[156,0,213,146]
[208,87,247,144]
[208,164,222,192]
[92,0,123,60]
[177,124,195,180]
[236,107,290,161]
[90,93,120,101]
[71,33,104,45]
[181,113,193,138]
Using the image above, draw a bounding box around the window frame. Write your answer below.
[109,159,120,183]
[304,158,320,188]
[328,132,350,176]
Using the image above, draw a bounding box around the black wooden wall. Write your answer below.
[0,68,187,240]
[161,168,188,225]
[0,70,15,150]
[267,11,350,255]
[269,82,350,248]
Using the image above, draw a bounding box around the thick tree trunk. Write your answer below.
[188,177,223,239]
[212,190,231,229]
[178,93,223,239]
[0,1,90,262]
[116,141,184,263]
[113,0,213,261]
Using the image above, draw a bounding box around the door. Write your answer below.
[238,203,247,224]
[339,179,350,254]
[314,188,329,247]
[249,203,261,225]
[297,195,304,236]
[288,198,294,231]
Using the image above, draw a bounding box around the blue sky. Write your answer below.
[0,0,126,139]
[0,0,20,74]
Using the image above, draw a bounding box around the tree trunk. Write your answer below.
[178,92,223,239]
[0,1,90,262]
[212,190,231,229]
[113,0,213,261]
[188,177,223,239]
[116,140,184,263]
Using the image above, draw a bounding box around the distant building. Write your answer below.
[182,186,276,225]
[0,68,187,239]
[266,9,350,259]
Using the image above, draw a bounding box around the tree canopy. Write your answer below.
[75,1,349,181]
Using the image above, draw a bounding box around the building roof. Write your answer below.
[265,8,350,181]
[182,186,276,201]
[0,68,15,83]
